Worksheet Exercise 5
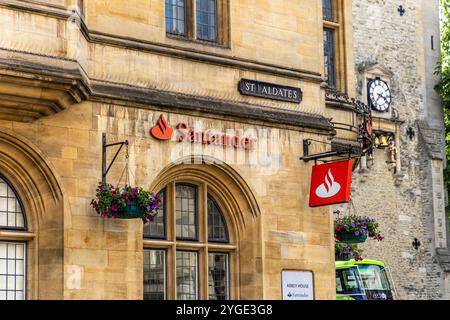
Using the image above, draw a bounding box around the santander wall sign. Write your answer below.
[150,115,258,150]
[309,160,353,207]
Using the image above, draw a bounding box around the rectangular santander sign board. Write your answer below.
[309,160,353,207]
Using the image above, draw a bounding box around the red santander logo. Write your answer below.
[309,160,353,207]
[149,114,257,150]
[150,115,174,140]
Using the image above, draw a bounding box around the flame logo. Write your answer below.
[150,115,173,140]
[315,169,341,199]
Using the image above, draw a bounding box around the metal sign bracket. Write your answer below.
[102,133,129,183]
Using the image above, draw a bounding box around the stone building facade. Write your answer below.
[0,0,371,300]
[336,0,450,299]
[1,0,445,301]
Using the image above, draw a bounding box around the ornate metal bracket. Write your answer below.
[300,89,373,163]
[102,133,129,183]
[300,139,361,163]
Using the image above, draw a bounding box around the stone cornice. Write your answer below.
[89,80,334,133]
[0,51,334,133]
[0,0,323,83]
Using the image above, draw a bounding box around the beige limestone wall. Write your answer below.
[0,101,336,299]
[0,3,327,115]
[85,0,323,73]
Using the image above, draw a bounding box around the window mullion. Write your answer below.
[169,182,177,300]
[199,246,208,300]
[188,0,195,39]
[200,182,208,299]
[200,182,208,243]
[169,181,176,243]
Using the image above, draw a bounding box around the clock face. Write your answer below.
[368,79,391,112]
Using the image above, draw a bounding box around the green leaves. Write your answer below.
[437,1,450,217]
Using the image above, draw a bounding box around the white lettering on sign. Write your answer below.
[282,271,314,300]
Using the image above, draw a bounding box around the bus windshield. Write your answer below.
[336,267,364,296]
[357,264,391,291]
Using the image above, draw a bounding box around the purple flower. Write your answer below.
[354,231,360,236]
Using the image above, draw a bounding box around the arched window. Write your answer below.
[0,176,27,300]
[143,181,234,300]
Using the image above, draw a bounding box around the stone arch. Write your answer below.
[150,155,263,299]
[150,155,261,238]
[0,128,64,299]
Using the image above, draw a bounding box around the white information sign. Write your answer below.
[282,271,314,300]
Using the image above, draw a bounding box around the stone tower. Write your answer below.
[338,0,450,299]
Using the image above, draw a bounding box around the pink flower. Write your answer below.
[111,205,118,212]
[127,199,131,205]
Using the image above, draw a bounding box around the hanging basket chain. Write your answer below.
[116,142,130,188]
[125,143,130,187]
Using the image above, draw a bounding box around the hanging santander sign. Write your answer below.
[309,160,353,207]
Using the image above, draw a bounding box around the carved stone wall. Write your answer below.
[346,0,449,299]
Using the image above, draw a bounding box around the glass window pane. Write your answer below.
[323,28,336,89]
[143,249,166,300]
[8,198,15,212]
[0,213,6,227]
[208,197,229,242]
[0,276,5,290]
[16,260,24,275]
[0,260,6,274]
[176,184,197,240]
[0,242,26,300]
[322,0,334,21]
[208,253,229,300]
[7,245,15,259]
[196,0,217,41]
[0,177,26,229]
[7,276,15,290]
[7,260,14,274]
[143,190,166,239]
[176,251,198,300]
[165,0,186,35]
[0,181,7,197]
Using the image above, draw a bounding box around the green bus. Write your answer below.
[336,259,395,300]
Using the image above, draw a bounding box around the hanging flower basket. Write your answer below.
[334,214,383,261]
[336,231,368,244]
[335,215,384,244]
[90,182,161,223]
[116,199,146,219]
[335,241,363,261]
